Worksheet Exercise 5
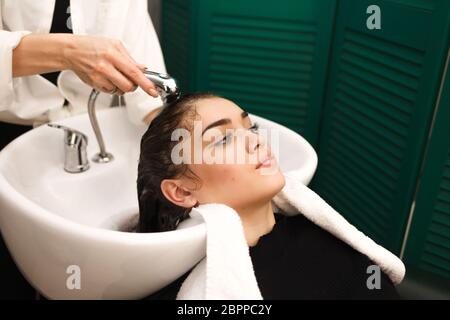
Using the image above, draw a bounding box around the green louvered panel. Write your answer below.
[205,16,318,139]
[192,0,336,146]
[161,0,193,92]
[403,59,450,296]
[193,0,337,145]
[311,0,450,253]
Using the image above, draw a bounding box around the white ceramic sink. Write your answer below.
[0,107,317,299]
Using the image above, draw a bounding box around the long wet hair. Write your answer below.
[137,93,216,233]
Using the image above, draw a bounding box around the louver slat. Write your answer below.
[417,154,450,281]
[207,14,317,134]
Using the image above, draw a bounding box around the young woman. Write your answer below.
[137,93,401,300]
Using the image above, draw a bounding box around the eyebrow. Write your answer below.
[202,111,249,136]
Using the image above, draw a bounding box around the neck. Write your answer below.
[237,201,276,247]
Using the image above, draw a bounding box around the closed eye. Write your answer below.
[214,121,259,147]
[216,132,233,146]
[249,122,259,133]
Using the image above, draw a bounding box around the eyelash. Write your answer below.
[216,122,260,146]
[249,122,259,133]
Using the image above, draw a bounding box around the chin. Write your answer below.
[273,171,286,193]
[259,170,286,199]
[232,172,285,210]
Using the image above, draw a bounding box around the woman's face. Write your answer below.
[179,97,285,212]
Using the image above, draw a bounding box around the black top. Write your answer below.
[144,213,400,300]
[41,0,72,86]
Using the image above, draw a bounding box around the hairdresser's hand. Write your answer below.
[63,35,159,97]
[144,107,163,125]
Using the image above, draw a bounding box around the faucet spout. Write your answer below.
[88,89,114,163]
[87,70,179,164]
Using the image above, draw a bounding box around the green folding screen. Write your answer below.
[403,56,450,295]
[162,0,337,146]
[310,0,450,253]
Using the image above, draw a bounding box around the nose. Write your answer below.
[246,130,265,154]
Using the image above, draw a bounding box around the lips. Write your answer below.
[256,157,273,169]
[255,150,274,169]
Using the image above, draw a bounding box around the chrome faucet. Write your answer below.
[142,70,180,104]
[87,70,180,164]
[47,124,89,173]
[87,89,114,163]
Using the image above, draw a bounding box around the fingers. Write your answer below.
[109,47,159,97]
[115,42,147,72]
[105,66,138,94]
[137,63,147,71]
[79,38,158,97]
[92,76,116,94]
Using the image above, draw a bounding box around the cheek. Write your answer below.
[208,165,241,186]
[191,163,240,188]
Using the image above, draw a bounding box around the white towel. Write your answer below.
[176,171,406,300]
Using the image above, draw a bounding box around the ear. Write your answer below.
[160,179,198,208]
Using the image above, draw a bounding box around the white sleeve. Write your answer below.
[0,0,32,111]
[122,7,167,126]
[0,29,31,112]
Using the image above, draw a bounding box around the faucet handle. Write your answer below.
[48,123,88,146]
[48,123,89,173]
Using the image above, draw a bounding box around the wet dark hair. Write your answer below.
[137,92,217,233]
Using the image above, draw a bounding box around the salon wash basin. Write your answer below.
[0,107,317,299]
